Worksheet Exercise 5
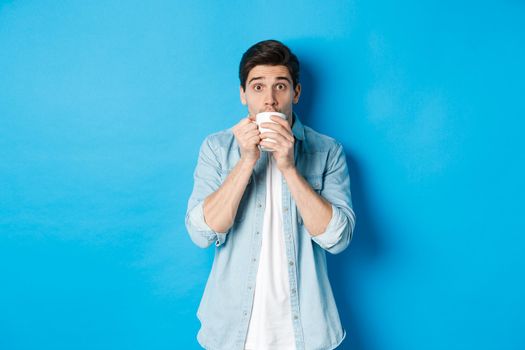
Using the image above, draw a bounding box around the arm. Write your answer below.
[185,116,261,248]
[281,168,333,236]
[260,117,356,254]
[185,137,256,249]
[203,156,256,233]
[284,144,355,254]
[302,143,356,254]
[185,136,229,249]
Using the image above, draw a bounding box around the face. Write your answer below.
[240,65,301,126]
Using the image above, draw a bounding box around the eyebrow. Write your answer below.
[248,76,292,85]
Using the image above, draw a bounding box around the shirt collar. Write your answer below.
[291,111,305,141]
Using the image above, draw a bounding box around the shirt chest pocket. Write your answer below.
[297,173,324,226]
[219,169,252,223]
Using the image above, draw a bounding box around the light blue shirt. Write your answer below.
[185,112,356,350]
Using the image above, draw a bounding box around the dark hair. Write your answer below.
[239,39,300,91]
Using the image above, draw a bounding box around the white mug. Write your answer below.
[255,112,287,152]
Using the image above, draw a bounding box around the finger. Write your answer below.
[260,124,294,142]
[242,123,259,134]
[247,134,262,145]
[260,132,293,146]
[261,136,289,148]
[270,115,292,130]
[243,129,261,139]
[260,140,288,154]
[259,140,277,151]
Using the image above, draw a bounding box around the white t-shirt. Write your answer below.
[244,155,296,350]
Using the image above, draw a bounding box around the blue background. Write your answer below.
[1,1,524,349]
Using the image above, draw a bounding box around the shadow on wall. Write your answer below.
[294,53,385,350]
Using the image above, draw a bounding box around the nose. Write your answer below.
[264,89,277,110]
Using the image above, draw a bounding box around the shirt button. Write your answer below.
[248,285,252,290]
[252,258,257,262]
[283,207,288,212]
[257,202,262,208]
[244,311,248,316]
[289,261,294,266]
[256,231,260,235]
[294,315,298,320]
[291,288,296,294]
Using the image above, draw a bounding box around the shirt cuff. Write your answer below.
[311,204,352,250]
[188,201,228,247]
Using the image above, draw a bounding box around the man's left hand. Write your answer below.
[260,115,295,172]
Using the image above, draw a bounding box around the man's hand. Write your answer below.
[260,115,295,172]
[232,114,261,163]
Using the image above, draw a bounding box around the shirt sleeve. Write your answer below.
[185,136,230,248]
[311,203,356,254]
[310,143,356,254]
[187,201,229,248]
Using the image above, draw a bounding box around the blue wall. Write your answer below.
[1,1,524,349]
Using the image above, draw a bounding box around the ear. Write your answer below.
[293,83,302,104]
[240,85,247,105]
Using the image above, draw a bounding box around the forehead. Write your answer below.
[246,65,292,82]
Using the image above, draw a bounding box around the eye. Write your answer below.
[253,84,263,91]
[275,83,287,91]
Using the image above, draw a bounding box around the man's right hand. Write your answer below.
[232,114,261,163]
[202,115,260,234]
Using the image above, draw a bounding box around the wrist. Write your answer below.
[281,165,298,178]
[239,156,257,168]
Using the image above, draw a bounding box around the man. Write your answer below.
[185,39,356,350]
